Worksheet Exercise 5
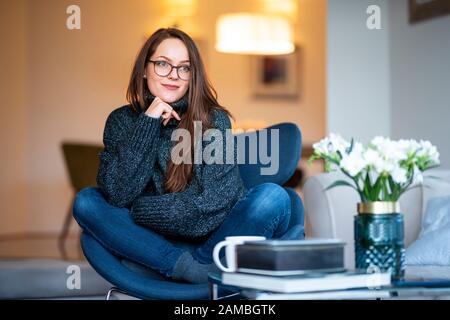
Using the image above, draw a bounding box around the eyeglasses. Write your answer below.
[147,60,191,81]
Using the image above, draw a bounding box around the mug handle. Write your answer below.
[213,240,233,272]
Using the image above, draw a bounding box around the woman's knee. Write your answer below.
[255,182,290,203]
[72,187,105,225]
[247,183,291,221]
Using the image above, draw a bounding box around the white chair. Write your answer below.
[303,169,450,270]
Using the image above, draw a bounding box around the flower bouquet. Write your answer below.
[309,134,440,202]
[309,134,440,280]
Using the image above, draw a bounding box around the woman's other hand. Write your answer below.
[145,96,181,126]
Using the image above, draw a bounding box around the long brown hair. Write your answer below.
[126,28,233,193]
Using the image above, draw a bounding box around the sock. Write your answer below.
[172,251,220,284]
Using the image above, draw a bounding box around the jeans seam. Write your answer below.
[262,215,280,237]
[270,199,291,238]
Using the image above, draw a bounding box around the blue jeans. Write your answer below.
[73,182,303,278]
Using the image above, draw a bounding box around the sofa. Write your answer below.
[303,169,450,276]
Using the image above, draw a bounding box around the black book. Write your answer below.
[235,239,346,275]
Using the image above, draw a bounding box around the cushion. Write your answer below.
[406,196,450,266]
[406,265,450,280]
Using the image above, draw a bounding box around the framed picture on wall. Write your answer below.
[250,47,300,100]
[409,0,450,24]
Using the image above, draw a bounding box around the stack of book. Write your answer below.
[235,239,346,275]
[221,239,392,299]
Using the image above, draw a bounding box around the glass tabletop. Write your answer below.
[208,272,450,300]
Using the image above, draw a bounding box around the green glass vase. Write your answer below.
[354,202,405,281]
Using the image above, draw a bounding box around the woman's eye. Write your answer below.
[180,66,191,73]
[156,61,168,67]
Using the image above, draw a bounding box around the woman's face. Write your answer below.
[145,38,190,103]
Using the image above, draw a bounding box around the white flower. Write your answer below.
[371,136,391,152]
[351,141,364,157]
[386,142,407,162]
[371,137,407,162]
[391,166,408,184]
[371,136,388,149]
[313,133,351,158]
[364,148,383,169]
[377,159,396,175]
[329,133,351,155]
[310,133,440,202]
[340,153,366,177]
[397,139,419,156]
[313,137,332,156]
[418,140,440,165]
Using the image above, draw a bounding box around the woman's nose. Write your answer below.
[167,67,179,80]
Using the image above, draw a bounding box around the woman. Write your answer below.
[73,28,303,284]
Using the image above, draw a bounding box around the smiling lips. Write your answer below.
[162,84,179,90]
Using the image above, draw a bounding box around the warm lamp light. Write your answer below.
[215,13,295,55]
[165,0,197,18]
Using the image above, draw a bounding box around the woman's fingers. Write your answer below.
[161,112,171,119]
[163,104,173,114]
[146,96,183,123]
[162,113,176,126]
[161,107,182,126]
[172,110,181,121]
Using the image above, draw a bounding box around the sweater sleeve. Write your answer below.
[97,108,161,208]
[130,110,247,238]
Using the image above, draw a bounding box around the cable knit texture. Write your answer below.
[97,96,247,238]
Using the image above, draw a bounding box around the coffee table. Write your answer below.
[208,272,450,300]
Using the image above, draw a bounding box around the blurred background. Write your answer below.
[0,0,449,263]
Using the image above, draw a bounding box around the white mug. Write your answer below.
[213,236,266,272]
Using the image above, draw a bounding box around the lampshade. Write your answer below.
[215,13,295,55]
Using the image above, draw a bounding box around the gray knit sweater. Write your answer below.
[97,96,247,239]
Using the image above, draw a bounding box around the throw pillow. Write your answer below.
[406,196,450,266]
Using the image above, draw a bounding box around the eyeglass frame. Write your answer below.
[147,60,191,81]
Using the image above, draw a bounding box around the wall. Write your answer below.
[199,0,326,146]
[389,0,450,169]
[25,0,167,234]
[327,0,391,144]
[0,0,326,235]
[327,0,450,169]
[0,0,29,234]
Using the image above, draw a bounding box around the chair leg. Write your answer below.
[58,194,75,260]
[106,287,139,300]
[106,287,119,300]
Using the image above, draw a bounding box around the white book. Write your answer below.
[222,271,392,293]
[242,289,392,300]
[237,267,347,276]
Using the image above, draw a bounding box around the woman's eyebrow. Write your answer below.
[156,56,190,64]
